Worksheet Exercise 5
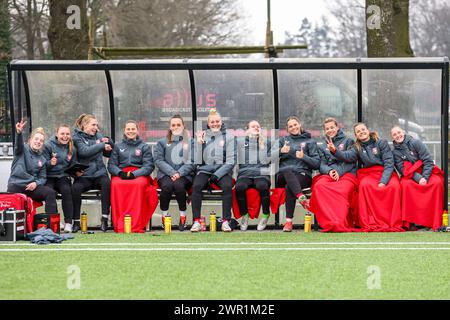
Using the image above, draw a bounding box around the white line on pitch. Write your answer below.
[1,242,450,246]
[1,247,450,252]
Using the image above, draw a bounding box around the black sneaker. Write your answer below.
[178,216,187,232]
[72,221,81,233]
[100,218,108,232]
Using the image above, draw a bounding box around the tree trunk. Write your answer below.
[25,0,34,59]
[366,0,414,57]
[48,0,88,59]
[0,0,12,139]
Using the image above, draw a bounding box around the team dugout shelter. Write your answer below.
[6,58,450,211]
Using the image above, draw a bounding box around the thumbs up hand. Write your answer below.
[281,140,290,154]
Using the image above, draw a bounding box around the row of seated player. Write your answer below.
[6,109,444,233]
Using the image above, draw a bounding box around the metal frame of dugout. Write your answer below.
[6,58,450,216]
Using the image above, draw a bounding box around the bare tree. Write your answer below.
[102,0,246,48]
[327,0,367,57]
[284,17,336,58]
[9,0,49,59]
[410,0,450,58]
[1,0,12,140]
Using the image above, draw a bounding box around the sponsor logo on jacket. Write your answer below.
[372,147,378,155]
[135,149,142,156]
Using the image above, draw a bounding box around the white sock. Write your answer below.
[286,218,293,222]
[180,211,186,217]
[162,211,169,217]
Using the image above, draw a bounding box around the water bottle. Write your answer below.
[124,214,131,234]
[200,216,206,231]
[164,216,172,234]
[304,213,312,233]
[442,210,448,227]
[210,211,216,232]
[81,211,88,234]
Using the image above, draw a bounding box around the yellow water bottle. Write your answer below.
[442,210,448,227]
[124,214,131,234]
[210,211,216,232]
[164,216,172,234]
[304,213,312,233]
[81,211,88,234]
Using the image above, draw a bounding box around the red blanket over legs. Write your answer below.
[309,173,359,232]
[401,161,444,230]
[356,166,403,232]
[232,188,287,219]
[232,188,261,219]
[111,167,158,233]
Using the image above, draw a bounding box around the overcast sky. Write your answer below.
[240,0,333,45]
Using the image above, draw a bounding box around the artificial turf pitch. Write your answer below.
[1,231,450,300]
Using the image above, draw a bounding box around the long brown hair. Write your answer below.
[285,116,305,134]
[353,122,379,151]
[56,124,73,158]
[167,114,190,144]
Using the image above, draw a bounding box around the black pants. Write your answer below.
[7,184,57,214]
[235,177,271,216]
[46,177,74,223]
[158,176,191,211]
[72,175,110,221]
[191,173,232,221]
[276,170,312,218]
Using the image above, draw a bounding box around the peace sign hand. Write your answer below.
[326,137,336,153]
[16,119,27,134]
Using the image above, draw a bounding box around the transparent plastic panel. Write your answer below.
[111,70,191,143]
[362,69,442,166]
[26,71,111,137]
[11,71,27,140]
[278,70,358,140]
[194,70,274,136]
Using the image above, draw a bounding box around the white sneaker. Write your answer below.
[240,215,249,231]
[221,220,232,232]
[64,223,73,233]
[257,217,268,231]
[190,221,202,232]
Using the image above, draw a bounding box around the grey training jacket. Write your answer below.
[392,134,434,182]
[8,132,47,188]
[107,136,154,177]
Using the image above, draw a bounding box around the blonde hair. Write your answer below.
[353,122,379,151]
[28,127,46,146]
[75,114,97,130]
[207,108,221,123]
[56,124,73,158]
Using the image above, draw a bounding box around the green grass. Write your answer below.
[1,231,450,300]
